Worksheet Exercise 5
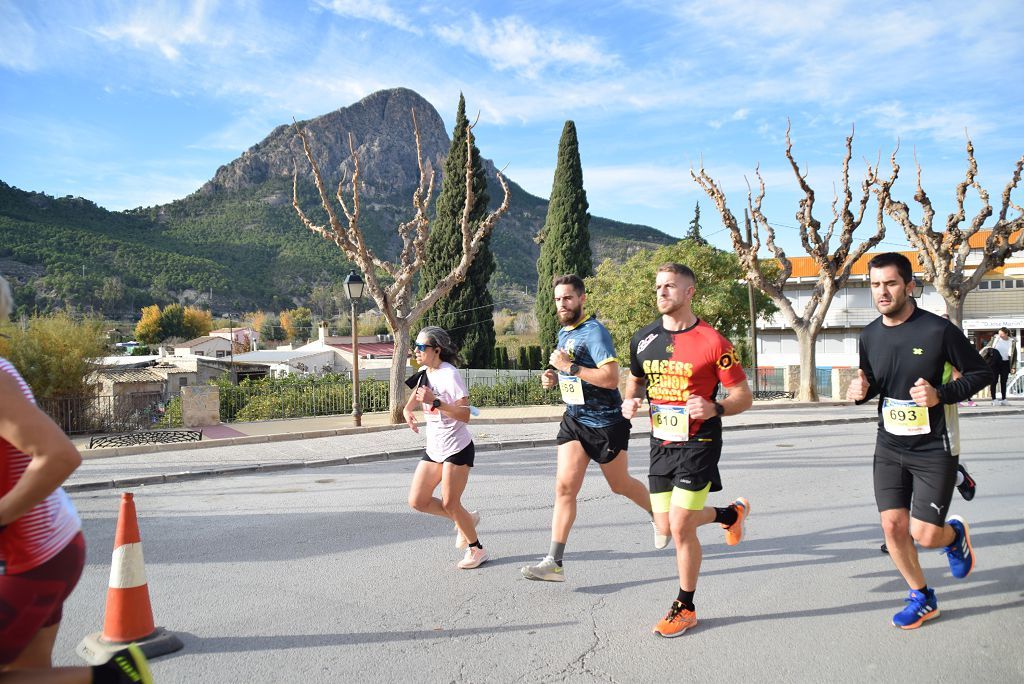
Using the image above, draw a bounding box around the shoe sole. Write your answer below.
[653,619,698,638]
[520,567,565,582]
[948,515,975,578]
[893,608,940,629]
[458,553,489,569]
[116,644,154,684]
[725,498,749,546]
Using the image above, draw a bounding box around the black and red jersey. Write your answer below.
[629,318,747,442]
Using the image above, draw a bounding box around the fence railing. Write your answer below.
[38,392,174,435]
[217,378,391,422]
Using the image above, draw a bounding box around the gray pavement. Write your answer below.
[67,400,1024,492]
[53,416,1024,682]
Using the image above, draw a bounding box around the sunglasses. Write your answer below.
[413,343,437,352]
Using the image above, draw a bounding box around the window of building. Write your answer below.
[178,377,188,388]
[979,281,989,289]
[195,351,205,356]
[991,280,1002,289]
[216,350,226,358]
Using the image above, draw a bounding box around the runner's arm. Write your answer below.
[719,379,753,416]
[938,325,992,403]
[0,371,82,527]
[437,396,471,423]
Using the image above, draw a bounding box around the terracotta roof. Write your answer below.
[328,342,395,358]
[96,368,164,383]
[175,336,229,348]
[783,229,1024,278]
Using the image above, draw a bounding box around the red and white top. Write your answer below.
[0,357,81,575]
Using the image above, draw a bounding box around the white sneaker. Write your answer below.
[1000,399,1010,406]
[652,520,670,549]
[991,400,999,406]
[455,510,481,549]
[520,556,565,582]
[457,546,489,569]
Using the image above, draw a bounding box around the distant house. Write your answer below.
[174,335,234,358]
[210,326,259,351]
[230,348,336,378]
[293,322,410,379]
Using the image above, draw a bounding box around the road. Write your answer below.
[54,417,1024,682]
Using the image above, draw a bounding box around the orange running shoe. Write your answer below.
[723,497,749,546]
[652,600,698,638]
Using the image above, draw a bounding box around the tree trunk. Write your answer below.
[795,327,819,402]
[942,293,966,330]
[388,323,412,424]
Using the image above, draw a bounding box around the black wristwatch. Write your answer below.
[714,401,726,417]
[568,363,581,376]
[431,398,442,410]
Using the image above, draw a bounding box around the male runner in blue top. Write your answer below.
[521,275,656,582]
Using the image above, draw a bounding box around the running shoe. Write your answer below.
[956,464,976,501]
[723,497,750,546]
[457,546,489,569]
[652,520,670,550]
[653,600,698,637]
[99,644,154,684]
[944,515,975,578]
[891,588,939,629]
[455,510,481,549]
[520,556,565,582]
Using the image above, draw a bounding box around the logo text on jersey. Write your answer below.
[913,348,923,355]
[636,333,658,354]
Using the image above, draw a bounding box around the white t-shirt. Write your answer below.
[422,362,473,461]
[990,335,1013,361]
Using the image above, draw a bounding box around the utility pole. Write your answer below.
[745,209,759,394]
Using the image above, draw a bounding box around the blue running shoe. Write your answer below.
[892,588,939,629]
[944,515,975,579]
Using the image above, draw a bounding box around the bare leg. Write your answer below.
[881,508,926,589]
[1,624,91,683]
[407,460,447,518]
[551,442,590,544]
[669,506,716,590]
[441,462,477,542]
[598,450,653,513]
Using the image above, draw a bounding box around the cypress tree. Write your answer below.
[416,94,495,367]
[685,202,707,245]
[535,121,592,356]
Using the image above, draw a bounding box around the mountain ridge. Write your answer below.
[0,87,676,317]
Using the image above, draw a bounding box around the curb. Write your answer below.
[64,408,1024,493]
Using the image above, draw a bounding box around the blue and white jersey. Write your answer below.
[557,316,624,428]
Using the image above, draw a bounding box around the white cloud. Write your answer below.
[0,2,38,70]
[861,101,991,143]
[433,13,618,79]
[314,0,421,34]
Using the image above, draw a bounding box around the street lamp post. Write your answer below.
[343,270,365,427]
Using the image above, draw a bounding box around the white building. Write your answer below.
[756,238,1024,370]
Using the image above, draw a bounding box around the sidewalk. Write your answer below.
[65,400,1024,492]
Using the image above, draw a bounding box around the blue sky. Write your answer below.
[2,0,1022,255]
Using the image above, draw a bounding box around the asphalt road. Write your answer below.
[54,417,1024,682]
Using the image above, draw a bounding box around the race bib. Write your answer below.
[651,404,689,442]
[558,374,585,405]
[882,398,930,436]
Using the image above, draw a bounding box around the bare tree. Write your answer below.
[692,125,888,401]
[292,109,510,422]
[869,139,1024,327]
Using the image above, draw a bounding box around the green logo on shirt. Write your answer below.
[913,348,923,355]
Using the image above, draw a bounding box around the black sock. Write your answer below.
[714,506,739,527]
[676,589,695,610]
[549,541,566,566]
[469,540,482,549]
[915,585,929,594]
[91,664,120,684]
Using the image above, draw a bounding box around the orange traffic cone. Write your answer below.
[77,493,183,664]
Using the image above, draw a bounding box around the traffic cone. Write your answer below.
[77,493,183,665]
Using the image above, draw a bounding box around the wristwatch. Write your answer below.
[713,401,726,417]
[431,398,442,410]
[568,363,581,376]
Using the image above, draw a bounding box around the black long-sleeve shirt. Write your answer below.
[857,305,992,453]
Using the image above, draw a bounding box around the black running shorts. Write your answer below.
[648,441,723,494]
[873,443,957,526]
[421,441,475,467]
[556,413,631,464]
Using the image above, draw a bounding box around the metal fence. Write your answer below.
[218,379,391,423]
[39,392,172,435]
[743,367,832,399]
